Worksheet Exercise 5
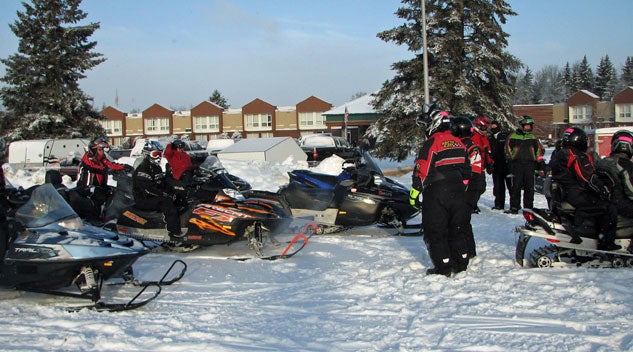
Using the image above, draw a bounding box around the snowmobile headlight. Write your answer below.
[223,188,246,201]
[58,217,83,230]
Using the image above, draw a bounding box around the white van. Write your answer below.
[8,138,90,179]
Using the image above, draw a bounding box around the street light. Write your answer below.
[421,0,429,104]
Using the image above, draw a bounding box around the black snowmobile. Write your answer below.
[0,184,186,311]
[104,156,294,255]
[277,148,420,234]
[515,177,633,268]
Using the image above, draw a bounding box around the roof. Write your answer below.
[220,137,296,153]
[580,89,600,99]
[322,93,376,115]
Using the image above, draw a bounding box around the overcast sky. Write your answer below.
[0,0,632,112]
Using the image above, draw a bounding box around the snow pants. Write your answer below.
[509,161,536,210]
[492,171,512,209]
[421,181,470,273]
[135,195,181,235]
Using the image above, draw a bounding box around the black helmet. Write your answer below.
[89,137,110,152]
[142,141,164,164]
[611,130,633,158]
[561,127,588,152]
[172,139,186,149]
[450,116,474,138]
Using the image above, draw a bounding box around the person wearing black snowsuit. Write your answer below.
[411,108,471,277]
[596,130,633,219]
[505,116,545,213]
[549,127,619,250]
[132,146,182,239]
[489,121,512,210]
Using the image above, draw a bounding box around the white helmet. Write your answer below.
[426,110,451,136]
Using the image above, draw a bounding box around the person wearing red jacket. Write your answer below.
[470,116,494,213]
[78,137,130,220]
[163,139,194,182]
[410,107,471,277]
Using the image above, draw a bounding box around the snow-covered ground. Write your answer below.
[2,154,633,351]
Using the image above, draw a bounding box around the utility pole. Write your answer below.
[421,0,430,104]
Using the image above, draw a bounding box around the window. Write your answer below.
[571,105,591,121]
[299,112,326,129]
[145,118,170,134]
[194,115,220,132]
[619,104,632,119]
[245,113,272,130]
[100,120,122,135]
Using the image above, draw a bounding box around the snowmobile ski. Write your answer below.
[65,283,162,312]
[227,222,317,261]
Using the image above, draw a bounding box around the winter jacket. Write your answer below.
[78,150,126,188]
[413,130,471,191]
[505,129,544,165]
[550,147,597,193]
[164,143,193,181]
[471,131,493,170]
[461,137,483,175]
[596,153,633,202]
[489,131,509,174]
[132,158,169,200]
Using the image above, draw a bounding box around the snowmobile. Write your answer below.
[277,148,420,234]
[515,178,633,268]
[104,156,294,254]
[0,184,186,311]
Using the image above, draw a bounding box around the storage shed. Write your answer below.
[217,137,306,162]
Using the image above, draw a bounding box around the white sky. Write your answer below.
[0,0,632,112]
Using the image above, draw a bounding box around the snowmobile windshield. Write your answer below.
[15,183,78,228]
[358,149,383,177]
[198,155,227,174]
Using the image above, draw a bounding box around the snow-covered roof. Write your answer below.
[322,93,376,115]
[277,106,295,112]
[225,108,242,114]
[221,137,295,152]
[173,110,191,117]
[580,89,600,99]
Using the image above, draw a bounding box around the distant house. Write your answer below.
[567,90,600,129]
[614,86,633,124]
[142,103,174,137]
[322,93,378,143]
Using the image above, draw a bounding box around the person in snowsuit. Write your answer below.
[596,130,633,219]
[410,106,471,276]
[77,137,131,221]
[549,127,619,250]
[450,116,479,258]
[133,142,182,239]
[505,116,545,213]
[470,116,494,213]
[163,139,194,206]
[488,120,512,210]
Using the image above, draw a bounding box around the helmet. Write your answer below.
[519,115,535,127]
[561,127,588,152]
[611,130,633,158]
[489,120,501,134]
[426,110,451,136]
[142,141,164,164]
[473,116,490,133]
[89,137,110,152]
[451,116,474,138]
[172,139,186,149]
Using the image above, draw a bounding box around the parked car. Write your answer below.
[299,133,358,166]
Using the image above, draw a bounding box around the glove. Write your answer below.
[163,192,177,202]
[588,174,610,200]
[409,187,421,209]
[485,164,493,175]
[124,164,134,173]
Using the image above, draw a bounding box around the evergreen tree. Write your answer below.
[562,62,575,97]
[209,89,229,109]
[594,55,618,100]
[0,0,106,140]
[576,55,595,92]
[370,0,520,160]
[622,56,633,87]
